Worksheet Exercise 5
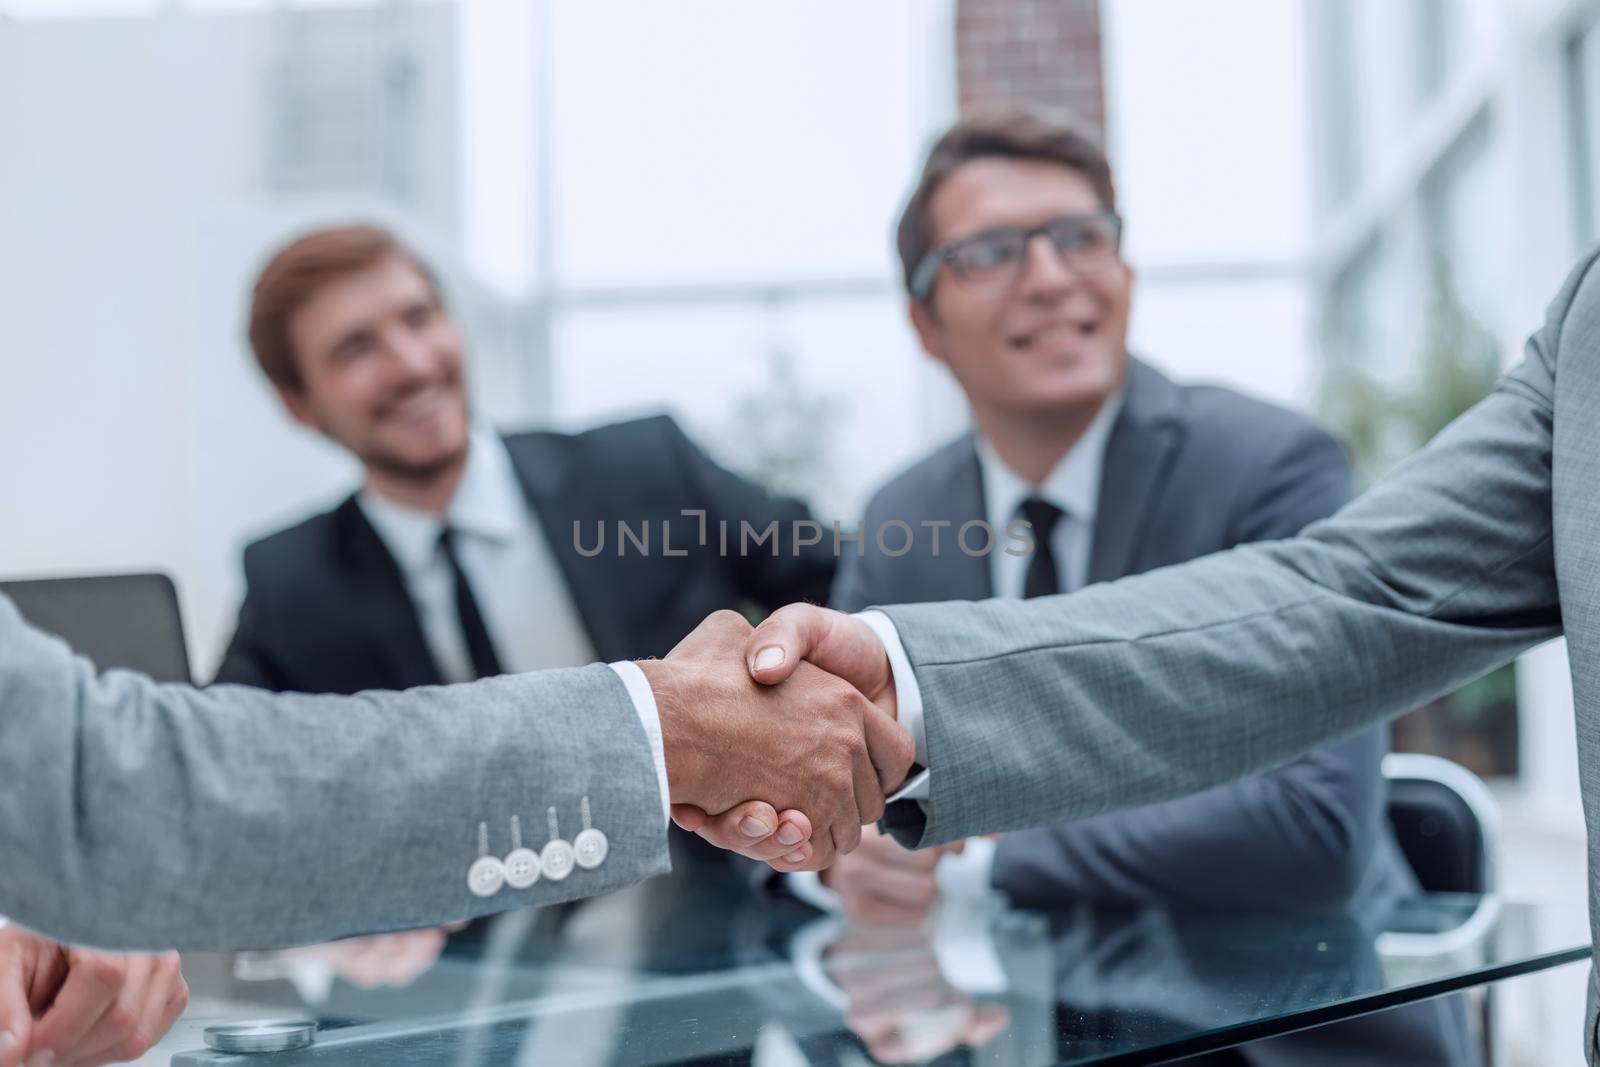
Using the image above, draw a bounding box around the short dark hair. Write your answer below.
[248,224,441,392]
[895,109,1117,299]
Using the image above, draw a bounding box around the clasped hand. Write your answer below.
[641,605,909,871]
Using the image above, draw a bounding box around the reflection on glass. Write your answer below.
[170,857,1586,1066]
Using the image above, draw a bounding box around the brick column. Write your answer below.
[956,0,1106,137]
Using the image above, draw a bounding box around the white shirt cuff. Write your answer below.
[608,661,671,828]
[786,837,997,916]
[931,883,1010,997]
[784,870,844,913]
[935,835,1000,902]
[855,610,929,802]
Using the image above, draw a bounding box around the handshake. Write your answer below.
[637,605,913,872]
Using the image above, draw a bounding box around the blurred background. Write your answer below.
[2,0,1597,1060]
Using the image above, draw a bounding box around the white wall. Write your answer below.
[1102,0,1317,409]
[538,0,964,520]
[0,7,466,673]
[0,0,964,669]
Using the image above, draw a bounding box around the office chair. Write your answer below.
[1384,752,1497,895]
[1380,752,1502,1064]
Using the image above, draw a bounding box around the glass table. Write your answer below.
[161,865,1590,1066]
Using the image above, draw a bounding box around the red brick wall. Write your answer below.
[956,0,1106,137]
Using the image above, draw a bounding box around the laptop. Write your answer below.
[0,572,192,683]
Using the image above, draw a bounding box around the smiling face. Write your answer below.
[277,252,470,483]
[909,157,1133,423]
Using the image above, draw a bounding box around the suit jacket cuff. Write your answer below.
[855,610,929,775]
[609,661,671,827]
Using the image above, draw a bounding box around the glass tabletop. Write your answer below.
[164,865,1590,1066]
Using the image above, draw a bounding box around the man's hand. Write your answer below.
[745,606,898,727]
[0,925,188,1067]
[278,927,456,990]
[822,825,963,925]
[671,605,907,870]
[669,802,816,867]
[825,922,1008,1064]
[640,611,914,869]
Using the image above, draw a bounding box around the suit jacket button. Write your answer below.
[541,839,576,881]
[468,856,506,897]
[504,848,541,889]
[574,827,608,869]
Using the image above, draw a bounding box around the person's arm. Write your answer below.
[0,605,909,950]
[992,729,1383,910]
[0,594,672,950]
[733,248,1594,852]
[872,249,1585,847]
[662,416,837,609]
[994,422,1381,911]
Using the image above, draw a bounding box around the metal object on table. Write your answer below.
[202,1020,318,1054]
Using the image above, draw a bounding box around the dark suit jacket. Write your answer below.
[215,414,836,693]
[833,359,1409,912]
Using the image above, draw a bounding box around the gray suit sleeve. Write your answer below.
[0,595,671,951]
[882,250,1589,849]
[994,427,1381,909]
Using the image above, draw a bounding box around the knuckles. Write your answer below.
[103,1002,139,1037]
[79,953,129,987]
[115,1026,157,1061]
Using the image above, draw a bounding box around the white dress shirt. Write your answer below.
[978,388,1122,599]
[357,427,671,825]
[357,427,599,681]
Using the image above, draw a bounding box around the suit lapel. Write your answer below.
[1087,360,1186,585]
[332,497,444,689]
[910,438,994,602]
[947,440,997,599]
[503,435,628,661]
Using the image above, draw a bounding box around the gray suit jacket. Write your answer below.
[0,594,668,951]
[878,248,1600,1055]
[839,359,1407,911]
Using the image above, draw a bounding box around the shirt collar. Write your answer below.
[976,389,1125,530]
[357,427,526,577]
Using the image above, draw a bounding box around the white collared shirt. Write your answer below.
[977,389,1123,599]
[358,428,600,683]
[357,431,671,825]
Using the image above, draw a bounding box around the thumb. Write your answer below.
[670,804,709,831]
[745,603,826,685]
[747,605,891,704]
[0,954,32,1067]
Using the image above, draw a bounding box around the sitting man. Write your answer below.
[215,224,835,967]
[218,223,834,697]
[790,110,1472,1065]
[812,111,1403,919]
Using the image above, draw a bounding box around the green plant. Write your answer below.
[1320,253,1517,772]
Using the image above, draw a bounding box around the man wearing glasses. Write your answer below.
[808,111,1419,936]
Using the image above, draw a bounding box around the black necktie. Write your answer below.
[439,527,504,680]
[1018,497,1065,599]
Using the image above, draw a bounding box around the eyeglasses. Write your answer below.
[910,211,1124,301]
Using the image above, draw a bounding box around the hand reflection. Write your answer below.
[278,924,461,990]
[823,824,966,926]
[824,923,1008,1064]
